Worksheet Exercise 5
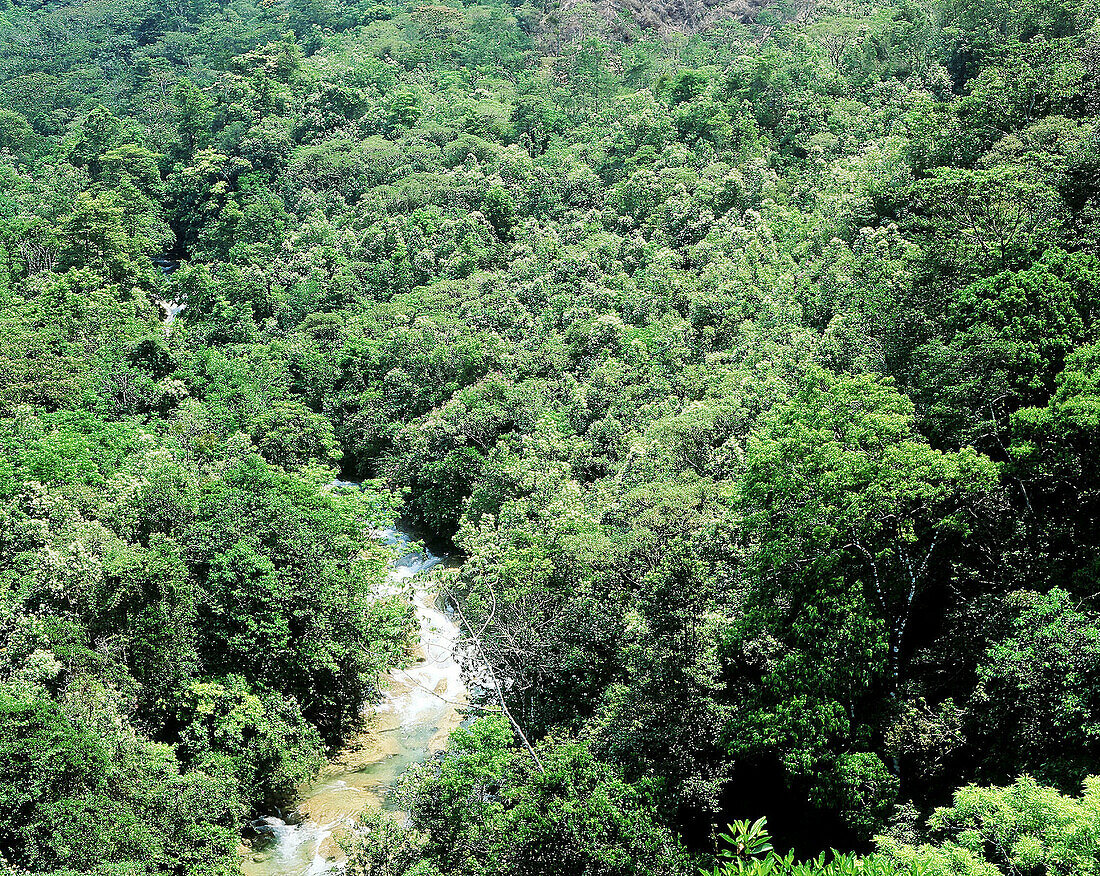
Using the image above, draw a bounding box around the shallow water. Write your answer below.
[241,526,467,876]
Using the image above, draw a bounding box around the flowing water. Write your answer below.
[241,525,467,876]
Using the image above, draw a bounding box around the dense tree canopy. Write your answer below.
[0,0,1098,871]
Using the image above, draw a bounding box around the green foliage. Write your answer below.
[0,690,240,876]
[913,248,1100,449]
[880,777,1100,876]
[716,818,775,866]
[969,589,1100,788]
[351,717,689,876]
[1,0,1099,868]
[703,818,907,876]
[175,675,324,811]
[0,110,31,151]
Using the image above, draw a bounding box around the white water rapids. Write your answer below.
[241,524,468,876]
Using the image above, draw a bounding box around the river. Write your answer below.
[241,524,467,876]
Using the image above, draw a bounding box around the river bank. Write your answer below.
[241,526,468,876]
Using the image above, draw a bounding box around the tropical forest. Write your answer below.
[0,0,1098,873]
